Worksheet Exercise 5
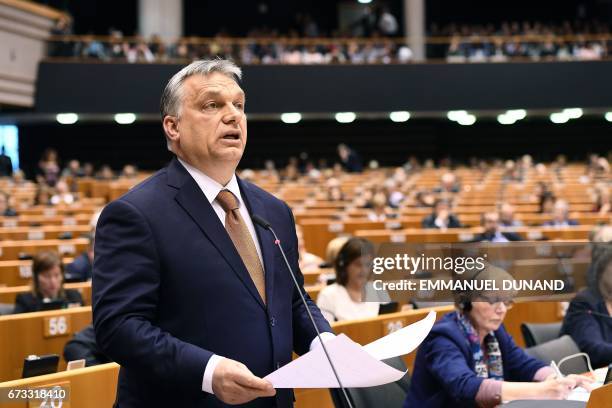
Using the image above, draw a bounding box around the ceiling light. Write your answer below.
[389,111,411,122]
[56,113,78,125]
[280,113,302,124]
[457,114,476,126]
[114,113,136,124]
[335,112,356,123]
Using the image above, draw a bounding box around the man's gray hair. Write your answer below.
[160,59,242,120]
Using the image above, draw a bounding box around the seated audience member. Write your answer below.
[322,236,351,269]
[64,324,111,367]
[543,199,578,227]
[96,164,115,180]
[594,185,611,215]
[50,179,76,205]
[0,190,17,216]
[538,191,556,214]
[475,212,522,242]
[121,164,138,179]
[65,234,94,282]
[498,203,522,227]
[14,251,84,313]
[296,225,323,272]
[422,199,462,229]
[34,186,51,206]
[337,143,363,173]
[326,178,345,201]
[11,169,27,186]
[316,238,379,323]
[435,172,461,193]
[404,265,592,407]
[561,242,612,368]
[61,159,84,178]
[415,190,435,208]
[367,191,393,221]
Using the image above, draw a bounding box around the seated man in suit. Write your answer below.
[475,212,522,242]
[93,59,332,407]
[561,241,612,368]
[422,199,462,229]
[498,202,522,227]
[543,199,578,227]
[0,190,17,216]
[64,324,111,367]
[15,250,83,313]
[65,234,93,282]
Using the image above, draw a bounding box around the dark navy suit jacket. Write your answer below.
[561,288,612,368]
[404,312,547,408]
[92,158,331,407]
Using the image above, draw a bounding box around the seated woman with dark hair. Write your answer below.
[14,251,84,314]
[404,265,592,408]
[561,240,612,368]
[316,237,381,323]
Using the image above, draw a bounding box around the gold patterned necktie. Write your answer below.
[215,189,266,304]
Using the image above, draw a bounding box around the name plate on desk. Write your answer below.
[62,218,76,226]
[19,265,32,279]
[383,319,404,335]
[58,245,75,255]
[28,230,44,240]
[328,223,344,233]
[3,219,17,228]
[43,315,72,338]
[390,234,406,243]
[27,381,71,408]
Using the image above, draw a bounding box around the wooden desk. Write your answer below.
[0,258,74,287]
[587,382,612,408]
[0,282,91,306]
[0,306,91,381]
[0,239,89,261]
[0,362,119,408]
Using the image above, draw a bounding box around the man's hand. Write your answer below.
[212,358,276,405]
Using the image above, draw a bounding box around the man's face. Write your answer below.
[483,213,499,234]
[172,73,247,171]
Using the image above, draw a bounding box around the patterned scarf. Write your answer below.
[456,312,504,380]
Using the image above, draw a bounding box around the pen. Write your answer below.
[551,360,564,378]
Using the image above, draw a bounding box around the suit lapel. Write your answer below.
[238,178,276,311]
[168,159,266,310]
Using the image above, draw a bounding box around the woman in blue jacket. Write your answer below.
[404,264,592,408]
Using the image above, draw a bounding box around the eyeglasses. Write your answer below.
[475,295,514,309]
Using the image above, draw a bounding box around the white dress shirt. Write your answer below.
[178,159,334,395]
[316,283,380,324]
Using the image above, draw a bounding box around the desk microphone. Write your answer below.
[252,214,355,408]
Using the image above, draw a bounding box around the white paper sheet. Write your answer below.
[265,333,406,388]
[362,310,436,361]
[264,311,436,388]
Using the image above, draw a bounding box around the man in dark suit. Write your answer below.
[0,147,13,177]
[474,212,522,242]
[542,199,579,227]
[92,60,333,408]
[421,199,462,229]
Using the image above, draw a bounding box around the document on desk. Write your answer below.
[566,367,606,402]
[265,311,436,388]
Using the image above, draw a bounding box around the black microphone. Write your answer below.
[566,308,612,320]
[252,214,355,408]
[586,309,612,320]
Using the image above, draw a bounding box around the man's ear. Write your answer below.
[163,115,180,143]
